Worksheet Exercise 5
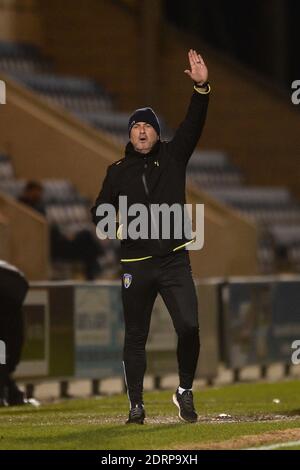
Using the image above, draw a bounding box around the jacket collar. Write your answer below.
[125,140,160,159]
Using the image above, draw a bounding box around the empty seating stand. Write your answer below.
[205,185,300,273]
[11,73,114,114]
[0,40,51,75]
[187,150,244,188]
[0,40,171,142]
[187,151,300,272]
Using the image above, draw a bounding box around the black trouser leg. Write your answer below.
[0,299,24,400]
[121,260,157,405]
[158,251,200,389]
[121,250,200,406]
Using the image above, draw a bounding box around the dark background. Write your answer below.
[164,0,300,90]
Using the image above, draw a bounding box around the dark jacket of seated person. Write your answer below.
[18,181,103,279]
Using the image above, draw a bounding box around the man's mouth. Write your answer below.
[139,136,147,142]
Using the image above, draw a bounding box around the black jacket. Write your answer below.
[91,86,210,261]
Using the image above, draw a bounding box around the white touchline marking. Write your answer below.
[245,440,300,450]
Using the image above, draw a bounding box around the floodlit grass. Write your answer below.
[0,380,299,450]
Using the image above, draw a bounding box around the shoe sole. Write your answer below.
[172,394,197,423]
[126,413,145,425]
[126,419,144,425]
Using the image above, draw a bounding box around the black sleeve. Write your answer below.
[167,88,210,165]
[90,165,119,232]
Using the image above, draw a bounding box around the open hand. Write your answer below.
[184,49,208,85]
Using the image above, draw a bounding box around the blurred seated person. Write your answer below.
[19,181,104,280]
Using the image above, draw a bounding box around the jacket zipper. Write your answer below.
[142,158,162,248]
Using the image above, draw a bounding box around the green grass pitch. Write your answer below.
[0,380,300,450]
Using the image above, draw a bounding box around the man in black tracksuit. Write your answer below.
[91,49,210,424]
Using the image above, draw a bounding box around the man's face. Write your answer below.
[130,122,158,154]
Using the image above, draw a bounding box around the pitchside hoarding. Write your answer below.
[15,280,220,382]
[74,283,123,378]
[270,279,300,361]
[222,276,300,368]
[15,277,300,382]
[15,289,49,378]
[15,282,124,380]
[15,283,74,379]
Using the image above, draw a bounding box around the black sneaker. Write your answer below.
[0,385,6,407]
[126,403,145,424]
[173,389,198,423]
[6,379,26,406]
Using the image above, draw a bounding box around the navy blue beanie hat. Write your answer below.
[128,107,160,137]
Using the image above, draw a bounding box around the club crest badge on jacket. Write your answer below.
[123,273,132,289]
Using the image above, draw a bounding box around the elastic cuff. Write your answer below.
[194,83,211,95]
[116,223,123,240]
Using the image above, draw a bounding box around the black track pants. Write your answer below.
[121,250,200,406]
[0,298,24,388]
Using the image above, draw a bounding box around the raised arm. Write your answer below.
[167,49,210,164]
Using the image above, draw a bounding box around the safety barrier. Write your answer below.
[221,275,300,380]
[15,276,300,391]
[15,280,220,385]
